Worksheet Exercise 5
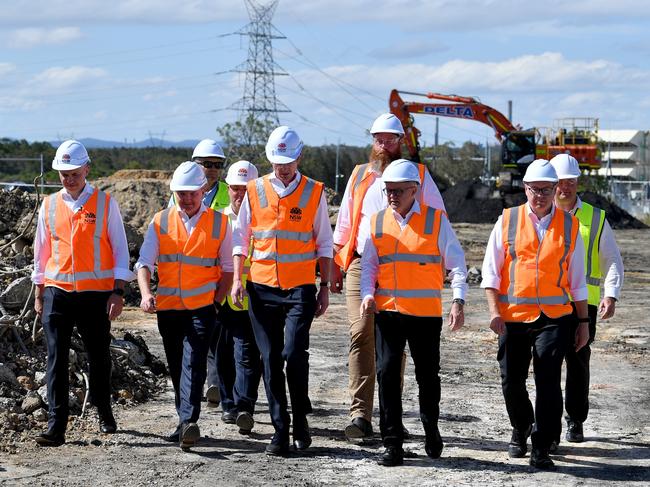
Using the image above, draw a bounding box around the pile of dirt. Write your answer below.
[581,191,648,229]
[108,169,173,181]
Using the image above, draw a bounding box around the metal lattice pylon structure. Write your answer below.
[231,0,290,145]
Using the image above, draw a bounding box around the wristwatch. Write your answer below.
[452,298,465,306]
[112,288,125,297]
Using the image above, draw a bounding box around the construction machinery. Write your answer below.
[389,89,600,189]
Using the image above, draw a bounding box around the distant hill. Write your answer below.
[47,137,204,149]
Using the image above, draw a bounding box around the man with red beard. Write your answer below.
[332,113,446,439]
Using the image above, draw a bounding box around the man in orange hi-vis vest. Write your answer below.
[481,159,590,470]
[231,126,333,456]
[136,161,233,450]
[32,140,133,447]
[332,114,445,440]
[359,159,467,467]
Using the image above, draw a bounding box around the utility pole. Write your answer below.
[335,139,341,195]
[231,0,290,146]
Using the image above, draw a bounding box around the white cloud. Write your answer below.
[368,39,448,59]
[7,27,82,48]
[29,66,107,91]
[0,63,16,78]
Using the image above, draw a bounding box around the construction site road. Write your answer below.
[1,225,648,486]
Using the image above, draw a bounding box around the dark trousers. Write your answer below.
[41,287,113,433]
[247,281,316,439]
[375,311,442,448]
[207,301,262,414]
[157,305,216,425]
[498,313,573,451]
[565,304,598,423]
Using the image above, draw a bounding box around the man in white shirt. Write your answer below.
[549,154,624,443]
[32,140,133,447]
[332,113,445,440]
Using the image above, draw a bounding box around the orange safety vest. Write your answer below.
[498,204,579,323]
[154,206,227,311]
[247,174,323,289]
[372,205,444,317]
[335,162,426,271]
[44,188,115,292]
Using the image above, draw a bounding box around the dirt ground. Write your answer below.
[1,225,648,486]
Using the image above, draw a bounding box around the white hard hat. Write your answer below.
[549,153,581,179]
[382,159,421,184]
[192,139,225,160]
[265,126,303,164]
[52,139,90,171]
[225,160,258,186]
[170,161,207,191]
[522,159,558,183]
[370,113,405,135]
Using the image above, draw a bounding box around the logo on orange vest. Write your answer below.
[83,211,96,224]
[289,206,302,222]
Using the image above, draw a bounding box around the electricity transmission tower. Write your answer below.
[231,0,290,145]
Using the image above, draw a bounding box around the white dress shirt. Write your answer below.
[480,203,588,302]
[360,200,467,302]
[135,203,233,273]
[570,197,624,300]
[334,164,445,255]
[32,183,134,284]
[232,171,333,258]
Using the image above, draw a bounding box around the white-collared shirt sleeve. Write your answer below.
[599,220,624,299]
[438,214,467,300]
[31,201,50,285]
[107,197,135,282]
[135,218,159,274]
[219,222,233,272]
[314,191,333,258]
[480,217,504,290]
[359,219,378,301]
[333,173,355,246]
[421,170,446,212]
[568,233,588,301]
[232,193,252,256]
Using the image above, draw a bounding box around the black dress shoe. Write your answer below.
[549,440,559,454]
[508,424,532,458]
[293,417,312,451]
[179,422,200,450]
[205,385,220,407]
[34,429,65,447]
[566,420,584,443]
[221,410,237,424]
[425,429,444,459]
[265,433,290,456]
[236,411,255,434]
[98,409,117,434]
[163,424,182,442]
[378,446,404,466]
[530,448,555,470]
[344,417,373,439]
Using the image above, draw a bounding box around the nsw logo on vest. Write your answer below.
[83,211,97,225]
[289,206,302,222]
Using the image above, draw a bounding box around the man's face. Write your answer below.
[371,132,402,171]
[556,177,578,204]
[195,157,225,187]
[525,182,557,214]
[384,181,418,214]
[272,160,299,186]
[228,184,247,211]
[58,165,90,194]
[174,189,203,216]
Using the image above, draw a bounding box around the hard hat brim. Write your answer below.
[52,161,89,171]
[267,153,300,164]
[522,176,558,183]
[370,128,404,135]
[170,183,205,191]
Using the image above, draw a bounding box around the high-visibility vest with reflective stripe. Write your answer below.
[372,205,444,317]
[225,209,251,311]
[335,162,427,272]
[574,202,605,306]
[247,174,323,289]
[154,206,227,311]
[498,204,578,323]
[44,188,115,292]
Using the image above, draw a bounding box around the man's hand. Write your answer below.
[599,297,616,320]
[448,302,464,331]
[34,296,43,318]
[231,280,246,309]
[315,286,329,317]
[489,314,506,336]
[330,264,344,294]
[140,293,156,314]
[107,293,124,320]
[575,322,589,351]
[360,296,376,318]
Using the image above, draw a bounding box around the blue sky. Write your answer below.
[1,0,650,148]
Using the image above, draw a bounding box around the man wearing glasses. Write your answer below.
[332,113,445,440]
[549,154,623,445]
[481,159,590,469]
